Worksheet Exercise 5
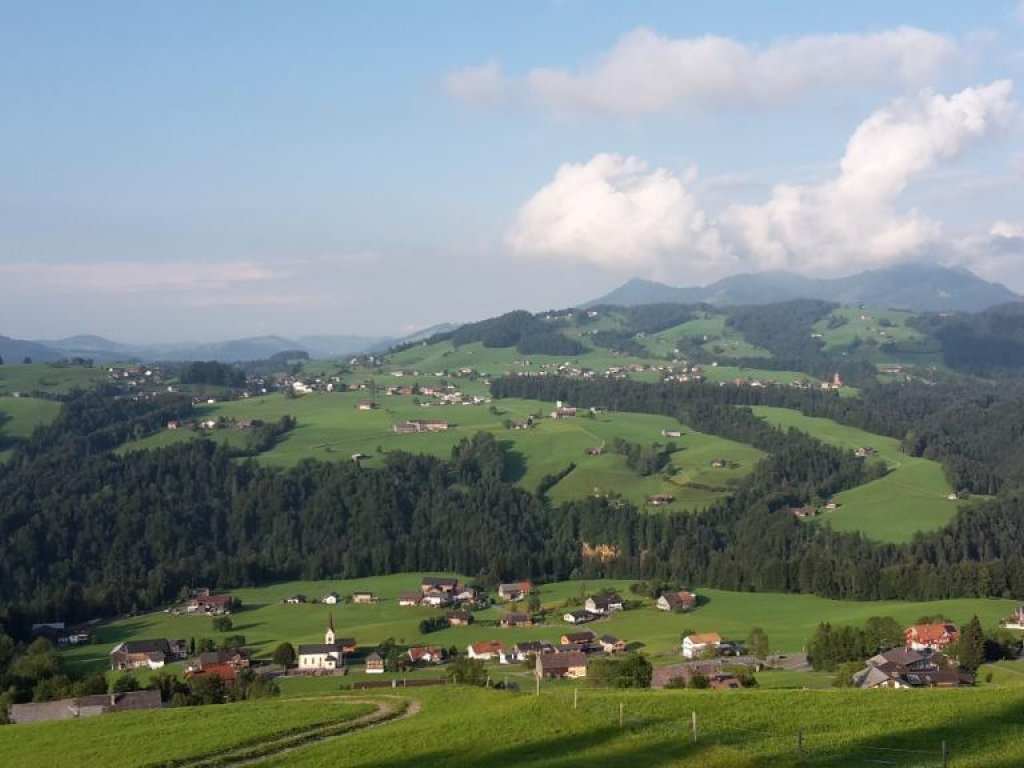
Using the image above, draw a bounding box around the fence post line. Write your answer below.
[797,729,803,757]
[691,710,698,744]
[942,740,949,768]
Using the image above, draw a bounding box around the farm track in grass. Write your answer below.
[751,406,991,543]
[161,697,416,768]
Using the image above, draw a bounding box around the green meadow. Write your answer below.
[262,685,1024,768]
[0,697,372,768]
[62,574,1019,679]
[122,392,762,510]
[751,406,977,543]
[0,362,107,395]
[641,313,773,359]
[813,308,925,352]
[0,396,61,461]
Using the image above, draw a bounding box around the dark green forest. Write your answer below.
[3,372,1024,638]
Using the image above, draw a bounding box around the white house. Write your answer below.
[322,592,341,605]
[467,641,505,661]
[585,593,624,615]
[682,633,722,659]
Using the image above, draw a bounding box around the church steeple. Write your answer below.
[325,612,336,646]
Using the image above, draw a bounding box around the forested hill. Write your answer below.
[3,379,1024,634]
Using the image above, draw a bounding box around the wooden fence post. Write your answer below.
[942,740,949,768]
[691,711,698,744]
[619,701,624,728]
[796,729,803,757]
[573,688,578,710]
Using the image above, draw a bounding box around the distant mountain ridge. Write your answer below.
[5,323,459,364]
[587,265,1020,312]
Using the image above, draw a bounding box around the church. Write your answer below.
[297,614,356,671]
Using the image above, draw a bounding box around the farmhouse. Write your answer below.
[407,646,444,665]
[682,633,722,659]
[905,623,960,651]
[109,639,178,671]
[647,495,675,506]
[585,593,624,615]
[497,581,532,601]
[504,640,554,663]
[536,652,588,680]
[186,648,251,682]
[500,613,533,628]
[563,610,597,625]
[656,590,697,612]
[364,652,385,674]
[421,576,459,593]
[661,429,682,438]
[296,616,356,672]
[356,400,376,411]
[399,592,422,607]
[851,649,972,689]
[322,592,342,605]
[446,610,474,626]
[599,635,626,654]
[285,594,307,604]
[421,591,453,608]
[186,592,232,614]
[550,407,577,419]
[8,690,162,724]
[790,506,818,519]
[467,641,505,661]
[454,586,484,605]
[351,591,376,604]
[560,631,597,648]
[392,420,450,434]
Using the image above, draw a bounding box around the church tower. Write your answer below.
[325,613,336,646]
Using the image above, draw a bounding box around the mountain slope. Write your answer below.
[588,265,1020,312]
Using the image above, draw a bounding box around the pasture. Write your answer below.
[0,396,62,461]
[259,685,1024,768]
[751,406,973,543]
[0,362,107,395]
[122,392,762,509]
[641,313,772,360]
[0,697,373,768]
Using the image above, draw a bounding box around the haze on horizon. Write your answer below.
[2,1,1024,344]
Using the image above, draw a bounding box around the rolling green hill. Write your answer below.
[752,407,988,542]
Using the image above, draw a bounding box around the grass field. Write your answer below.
[0,396,62,461]
[61,574,1019,680]
[0,697,373,768]
[0,362,107,395]
[813,308,925,352]
[271,685,1024,768]
[122,392,762,509]
[642,313,773,360]
[751,406,982,543]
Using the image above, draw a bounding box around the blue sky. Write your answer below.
[2,1,1023,342]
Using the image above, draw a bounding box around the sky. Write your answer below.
[2,1,1024,342]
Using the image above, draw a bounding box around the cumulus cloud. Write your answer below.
[721,80,1016,272]
[449,27,961,115]
[444,60,507,106]
[950,220,1024,288]
[505,153,729,274]
[508,81,1018,279]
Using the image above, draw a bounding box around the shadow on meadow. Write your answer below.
[343,688,1024,768]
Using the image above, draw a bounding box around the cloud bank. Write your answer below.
[449,27,961,114]
[507,81,1017,280]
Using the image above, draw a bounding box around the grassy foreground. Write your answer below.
[236,686,1024,767]
[0,697,372,768]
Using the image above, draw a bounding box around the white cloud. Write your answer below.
[0,260,290,296]
[454,26,960,115]
[950,220,1024,289]
[444,60,507,106]
[505,153,729,274]
[1015,1,1024,22]
[508,82,1018,280]
[721,80,1016,273]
